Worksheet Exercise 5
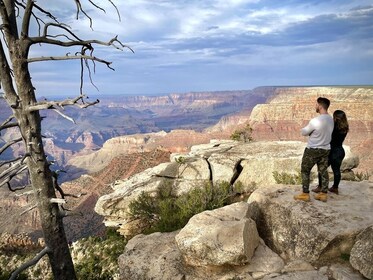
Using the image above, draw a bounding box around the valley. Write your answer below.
[1,86,372,243]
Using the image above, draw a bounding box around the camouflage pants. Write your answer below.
[301,148,330,193]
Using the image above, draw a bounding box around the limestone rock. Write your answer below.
[247,181,373,263]
[95,158,211,233]
[281,260,314,273]
[118,202,286,280]
[95,140,359,237]
[260,270,328,280]
[329,264,366,280]
[350,226,373,279]
[175,202,259,266]
[118,231,186,280]
[246,239,285,274]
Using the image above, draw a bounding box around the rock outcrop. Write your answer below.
[118,198,369,280]
[247,182,373,263]
[350,226,373,279]
[119,203,287,280]
[95,140,359,236]
[95,139,371,280]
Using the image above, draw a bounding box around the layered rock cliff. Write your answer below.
[247,86,373,172]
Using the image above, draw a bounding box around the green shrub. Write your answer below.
[0,268,28,280]
[74,228,126,280]
[340,253,350,261]
[353,171,371,181]
[175,156,186,164]
[273,170,302,185]
[129,180,234,234]
[230,124,253,142]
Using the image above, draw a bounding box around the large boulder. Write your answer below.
[247,181,373,263]
[350,226,373,279]
[175,202,259,266]
[118,231,186,280]
[118,202,287,280]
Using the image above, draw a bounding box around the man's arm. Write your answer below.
[301,121,314,136]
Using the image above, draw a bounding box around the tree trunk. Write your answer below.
[11,50,77,280]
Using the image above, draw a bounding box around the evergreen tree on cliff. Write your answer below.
[0,1,131,279]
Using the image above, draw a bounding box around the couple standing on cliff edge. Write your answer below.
[294,97,350,202]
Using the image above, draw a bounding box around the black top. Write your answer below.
[330,127,347,148]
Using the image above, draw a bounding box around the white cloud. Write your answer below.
[18,0,373,95]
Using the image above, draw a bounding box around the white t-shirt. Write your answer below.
[301,114,334,149]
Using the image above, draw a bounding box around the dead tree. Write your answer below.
[0,1,132,279]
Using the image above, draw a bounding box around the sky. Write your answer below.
[25,0,373,96]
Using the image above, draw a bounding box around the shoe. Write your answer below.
[314,192,327,202]
[329,186,339,195]
[311,186,322,193]
[294,192,310,202]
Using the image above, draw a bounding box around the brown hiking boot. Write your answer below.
[311,186,322,193]
[314,192,327,202]
[329,186,339,195]
[294,192,310,202]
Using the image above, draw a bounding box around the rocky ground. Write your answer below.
[95,139,372,279]
[119,181,372,280]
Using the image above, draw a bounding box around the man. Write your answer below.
[294,97,334,202]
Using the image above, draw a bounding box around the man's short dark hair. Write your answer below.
[317,97,330,110]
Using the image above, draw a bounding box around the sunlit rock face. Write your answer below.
[247,181,373,263]
[248,86,373,173]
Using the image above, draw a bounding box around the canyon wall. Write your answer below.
[247,87,373,172]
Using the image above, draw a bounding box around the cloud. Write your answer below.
[23,1,373,96]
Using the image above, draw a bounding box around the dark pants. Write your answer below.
[301,148,330,193]
[318,147,345,188]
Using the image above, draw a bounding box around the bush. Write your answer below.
[129,180,234,233]
[230,124,253,142]
[0,268,28,280]
[74,228,126,280]
[273,171,302,185]
[353,171,371,181]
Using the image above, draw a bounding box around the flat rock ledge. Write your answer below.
[247,180,373,278]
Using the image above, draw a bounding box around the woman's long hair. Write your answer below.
[333,110,349,134]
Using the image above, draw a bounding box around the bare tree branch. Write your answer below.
[27,95,100,112]
[20,204,38,216]
[0,164,28,188]
[0,158,26,180]
[9,247,51,280]
[50,198,67,204]
[53,109,76,124]
[53,171,87,199]
[29,23,133,52]
[0,121,18,131]
[27,54,115,69]
[107,0,121,21]
[8,182,32,192]
[74,0,93,29]
[0,157,22,168]
[0,137,22,155]
[0,114,14,126]
[20,0,33,37]
[0,115,19,132]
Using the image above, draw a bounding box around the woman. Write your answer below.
[312,110,349,194]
